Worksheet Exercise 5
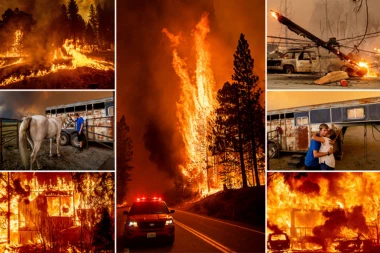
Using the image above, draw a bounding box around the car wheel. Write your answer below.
[70,133,86,148]
[167,235,175,245]
[60,132,70,146]
[284,65,294,74]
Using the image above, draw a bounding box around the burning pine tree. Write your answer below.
[163,13,264,194]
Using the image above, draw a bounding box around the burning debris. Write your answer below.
[267,172,380,252]
[0,1,114,89]
[0,172,114,252]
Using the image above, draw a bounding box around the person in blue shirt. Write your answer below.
[304,123,333,170]
[74,113,85,152]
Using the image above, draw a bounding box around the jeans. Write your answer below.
[320,162,334,170]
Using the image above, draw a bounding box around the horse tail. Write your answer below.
[19,117,32,169]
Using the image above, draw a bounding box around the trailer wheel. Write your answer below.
[268,141,280,159]
[284,65,294,74]
[70,133,87,148]
[60,132,70,146]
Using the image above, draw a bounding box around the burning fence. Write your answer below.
[267,172,380,252]
[0,172,114,252]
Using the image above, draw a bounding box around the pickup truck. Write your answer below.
[267,49,344,74]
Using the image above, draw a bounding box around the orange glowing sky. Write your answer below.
[268,91,380,111]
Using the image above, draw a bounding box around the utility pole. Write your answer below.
[325,0,329,40]
[285,0,288,49]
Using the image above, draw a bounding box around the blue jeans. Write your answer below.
[320,162,334,170]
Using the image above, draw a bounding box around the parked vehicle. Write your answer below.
[267,48,344,74]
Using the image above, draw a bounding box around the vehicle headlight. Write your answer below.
[165,219,173,225]
[129,221,138,227]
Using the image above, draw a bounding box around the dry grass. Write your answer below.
[1,67,114,89]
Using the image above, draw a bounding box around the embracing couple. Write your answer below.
[304,123,338,170]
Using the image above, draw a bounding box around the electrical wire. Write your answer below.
[372,125,380,142]
[349,0,368,54]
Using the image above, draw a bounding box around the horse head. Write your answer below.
[60,114,74,126]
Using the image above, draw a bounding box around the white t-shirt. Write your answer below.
[319,137,335,168]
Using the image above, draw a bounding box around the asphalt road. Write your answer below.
[120,209,265,253]
[267,73,380,89]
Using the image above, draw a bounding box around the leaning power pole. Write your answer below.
[285,0,288,49]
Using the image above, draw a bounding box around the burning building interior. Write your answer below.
[0,0,114,89]
[267,172,380,253]
[0,172,114,252]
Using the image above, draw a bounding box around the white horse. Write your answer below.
[19,114,71,170]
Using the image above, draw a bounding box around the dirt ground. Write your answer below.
[269,126,380,170]
[267,73,380,89]
[2,140,114,170]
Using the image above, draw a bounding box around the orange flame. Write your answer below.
[163,13,218,193]
[0,173,113,245]
[359,61,377,77]
[270,11,279,20]
[267,173,380,251]
[0,39,114,86]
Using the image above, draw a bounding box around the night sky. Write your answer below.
[117,0,265,202]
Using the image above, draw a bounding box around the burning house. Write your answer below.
[267,172,380,253]
[0,172,114,252]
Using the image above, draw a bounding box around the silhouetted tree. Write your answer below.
[232,33,264,186]
[0,8,35,54]
[93,208,114,251]
[209,34,264,188]
[85,22,96,49]
[117,115,133,204]
[67,0,80,46]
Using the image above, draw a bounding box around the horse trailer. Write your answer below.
[45,96,114,148]
[267,97,380,162]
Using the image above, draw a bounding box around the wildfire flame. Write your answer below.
[0,39,114,86]
[358,61,377,77]
[0,173,113,246]
[268,173,380,252]
[163,13,218,193]
[270,11,279,20]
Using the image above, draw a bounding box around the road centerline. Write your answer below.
[175,220,236,253]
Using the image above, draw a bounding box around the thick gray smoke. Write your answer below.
[0,92,46,119]
[0,91,112,119]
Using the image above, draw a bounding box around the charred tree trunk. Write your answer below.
[247,91,260,187]
[236,100,248,188]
